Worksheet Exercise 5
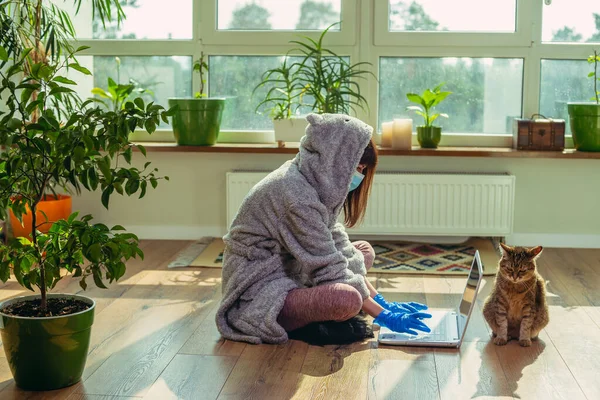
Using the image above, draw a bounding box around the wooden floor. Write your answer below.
[1,241,599,400]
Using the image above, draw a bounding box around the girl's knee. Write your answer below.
[329,284,363,321]
[353,240,375,270]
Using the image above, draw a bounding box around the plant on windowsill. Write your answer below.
[91,57,154,112]
[406,83,452,149]
[168,52,226,146]
[567,50,600,152]
[254,22,374,142]
[0,0,174,391]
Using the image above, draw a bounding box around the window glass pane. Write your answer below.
[540,59,594,135]
[388,0,516,32]
[379,58,523,134]
[209,56,289,130]
[66,0,192,39]
[218,0,341,30]
[70,56,192,126]
[542,0,600,43]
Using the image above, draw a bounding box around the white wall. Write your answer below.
[72,152,600,248]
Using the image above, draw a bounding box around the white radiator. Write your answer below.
[226,172,515,236]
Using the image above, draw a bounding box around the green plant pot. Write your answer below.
[417,126,442,149]
[0,293,95,391]
[567,102,600,152]
[168,98,226,146]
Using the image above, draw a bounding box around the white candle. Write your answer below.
[392,118,413,150]
[381,122,393,148]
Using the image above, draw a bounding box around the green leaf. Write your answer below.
[144,119,156,134]
[113,182,124,195]
[88,243,102,263]
[111,225,126,231]
[125,179,140,195]
[91,88,110,98]
[68,212,79,224]
[98,158,111,178]
[588,72,596,78]
[76,45,91,52]
[134,98,145,110]
[123,147,132,164]
[137,144,147,157]
[79,277,88,290]
[68,63,92,75]
[93,268,108,289]
[150,178,158,189]
[406,93,426,108]
[0,46,8,62]
[101,187,111,209]
[139,180,147,199]
[49,87,76,96]
[54,76,77,85]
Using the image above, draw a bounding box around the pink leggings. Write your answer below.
[277,240,375,332]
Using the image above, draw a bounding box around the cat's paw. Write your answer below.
[493,337,508,346]
[519,338,532,347]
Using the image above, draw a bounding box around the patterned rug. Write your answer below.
[170,237,498,276]
[370,237,498,276]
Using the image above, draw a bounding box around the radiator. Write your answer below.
[226,172,515,236]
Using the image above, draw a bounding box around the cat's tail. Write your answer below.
[287,312,374,346]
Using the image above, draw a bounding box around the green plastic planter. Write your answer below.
[168,98,226,146]
[568,102,600,152]
[417,126,442,149]
[0,293,95,391]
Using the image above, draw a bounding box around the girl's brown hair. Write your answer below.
[344,138,378,228]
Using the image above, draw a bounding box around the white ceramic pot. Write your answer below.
[272,117,309,143]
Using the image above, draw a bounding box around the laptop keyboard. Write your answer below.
[379,311,459,342]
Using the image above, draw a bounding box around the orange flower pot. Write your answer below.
[9,195,72,239]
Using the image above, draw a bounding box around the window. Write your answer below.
[70,0,596,146]
[379,58,523,134]
[540,59,594,134]
[388,0,516,32]
[70,0,193,39]
[217,0,341,31]
[542,0,600,43]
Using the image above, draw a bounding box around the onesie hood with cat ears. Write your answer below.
[295,113,373,211]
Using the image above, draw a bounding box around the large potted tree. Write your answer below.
[254,22,374,142]
[168,52,226,146]
[568,50,600,152]
[0,0,174,391]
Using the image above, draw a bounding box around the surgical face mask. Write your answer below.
[349,170,365,192]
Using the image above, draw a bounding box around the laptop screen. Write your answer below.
[457,251,483,338]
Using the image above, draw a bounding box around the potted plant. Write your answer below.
[254,22,374,142]
[406,83,452,149]
[253,56,307,142]
[168,52,226,146]
[0,0,174,391]
[567,50,600,152]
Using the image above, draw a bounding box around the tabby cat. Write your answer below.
[482,243,549,347]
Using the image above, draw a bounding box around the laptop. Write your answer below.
[377,250,483,348]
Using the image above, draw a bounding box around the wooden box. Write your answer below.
[512,116,565,151]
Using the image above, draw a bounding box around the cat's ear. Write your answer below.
[528,246,543,259]
[499,242,513,255]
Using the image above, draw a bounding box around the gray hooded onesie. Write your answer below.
[216,113,373,344]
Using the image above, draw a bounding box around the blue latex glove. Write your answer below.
[374,309,432,335]
[373,294,429,315]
